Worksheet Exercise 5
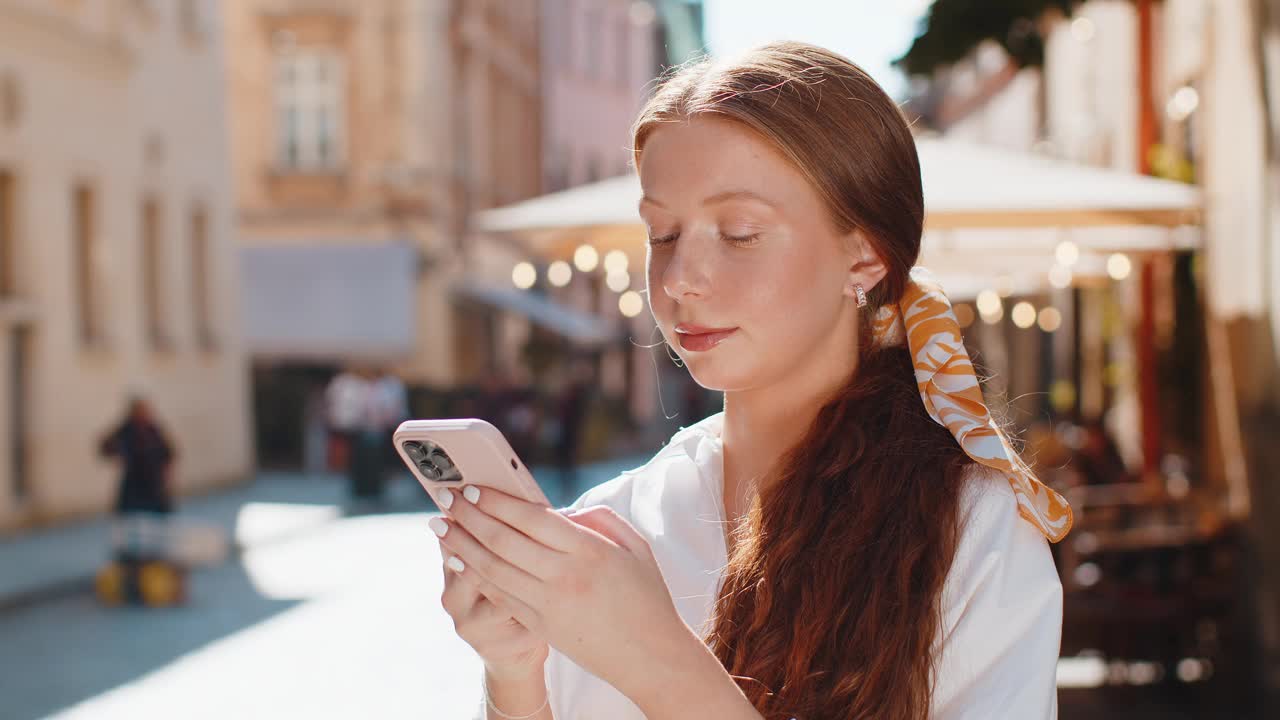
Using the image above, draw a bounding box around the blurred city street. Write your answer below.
[0,458,645,720]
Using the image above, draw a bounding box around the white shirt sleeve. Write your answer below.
[931,469,1063,720]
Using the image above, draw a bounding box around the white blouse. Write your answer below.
[544,411,1062,719]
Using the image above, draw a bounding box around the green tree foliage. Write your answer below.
[895,0,1084,76]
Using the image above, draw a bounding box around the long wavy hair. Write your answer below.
[632,43,988,719]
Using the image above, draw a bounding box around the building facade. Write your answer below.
[0,0,253,531]
[463,0,715,441]
[226,0,546,466]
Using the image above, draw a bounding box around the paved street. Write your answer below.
[0,456,645,720]
[0,457,1250,720]
[2,513,476,719]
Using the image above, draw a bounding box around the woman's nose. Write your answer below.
[662,235,710,301]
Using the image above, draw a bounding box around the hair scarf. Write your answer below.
[870,266,1074,542]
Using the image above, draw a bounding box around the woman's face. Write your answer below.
[638,115,879,392]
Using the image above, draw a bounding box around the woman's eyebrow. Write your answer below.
[639,189,776,210]
[702,189,776,207]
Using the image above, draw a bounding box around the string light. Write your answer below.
[976,289,1003,324]
[573,244,599,272]
[1054,240,1079,267]
[618,291,644,317]
[1012,301,1037,329]
[548,260,573,287]
[603,249,629,274]
[511,262,536,289]
[1107,253,1132,280]
[1048,264,1073,289]
[1038,306,1062,332]
[606,270,631,293]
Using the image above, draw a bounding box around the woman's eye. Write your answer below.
[647,232,759,247]
[721,233,760,247]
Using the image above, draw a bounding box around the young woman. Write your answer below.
[427,42,1074,720]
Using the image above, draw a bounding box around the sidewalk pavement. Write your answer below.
[0,454,649,613]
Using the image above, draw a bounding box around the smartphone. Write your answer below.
[393,418,550,514]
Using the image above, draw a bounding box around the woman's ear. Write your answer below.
[842,231,888,297]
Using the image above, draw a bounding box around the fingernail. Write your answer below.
[446,556,465,573]
[436,490,454,510]
[428,516,448,538]
[462,485,480,504]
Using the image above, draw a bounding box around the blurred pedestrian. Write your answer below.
[554,357,594,496]
[373,367,410,471]
[99,396,176,561]
[324,366,364,470]
[326,366,387,505]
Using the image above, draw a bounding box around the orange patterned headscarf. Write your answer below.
[870,266,1074,543]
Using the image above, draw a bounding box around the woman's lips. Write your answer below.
[676,327,738,352]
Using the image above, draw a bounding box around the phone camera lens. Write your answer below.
[431,451,453,470]
[403,441,428,463]
[420,459,441,481]
[403,440,458,483]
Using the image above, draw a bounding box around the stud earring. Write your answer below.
[853,284,868,308]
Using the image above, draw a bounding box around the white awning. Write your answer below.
[240,242,417,361]
[915,138,1201,228]
[452,280,623,347]
[473,138,1203,265]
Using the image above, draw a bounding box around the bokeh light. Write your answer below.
[1012,301,1037,329]
[1038,306,1062,332]
[603,249,629,274]
[573,244,599,272]
[618,291,644,317]
[1054,240,1079,267]
[1049,264,1073,289]
[1107,253,1132,280]
[547,260,573,287]
[511,262,536,289]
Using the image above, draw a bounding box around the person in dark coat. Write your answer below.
[99,397,176,561]
[100,397,176,516]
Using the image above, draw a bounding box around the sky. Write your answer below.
[701,0,931,99]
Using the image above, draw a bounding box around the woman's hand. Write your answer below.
[430,484,697,706]
[431,513,549,679]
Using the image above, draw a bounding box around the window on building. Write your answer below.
[179,0,210,41]
[583,8,598,80]
[554,0,572,69]
[72,183,99,346]
[616,14,630,86]
[274,48,345,171]
[141,196,166,348]
[190,204,215,350]
[0,171,13,297]
[0,168,23,501]
[7,325,29,503]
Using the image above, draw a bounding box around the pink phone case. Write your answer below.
[393,418,550,514]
